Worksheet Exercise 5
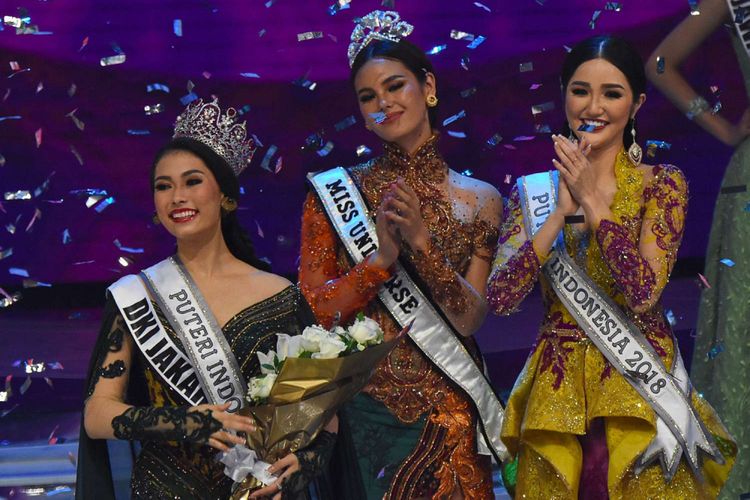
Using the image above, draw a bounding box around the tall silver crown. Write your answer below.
[347,10,414,68]
[173,98,255,176]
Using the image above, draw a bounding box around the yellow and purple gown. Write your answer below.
[487,152,736,498]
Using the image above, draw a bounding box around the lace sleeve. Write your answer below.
[487,185,543,315]
[298,193,391,327]
[596,165,688,313]
[281,430,337,497]
[112,406,221,443]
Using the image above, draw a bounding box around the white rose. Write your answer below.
[248,373,277,401]
[276,333,303,361]
[312,335,347,359]
[347,316,383,346]
[256,350,277,375]
[300,325,329,353]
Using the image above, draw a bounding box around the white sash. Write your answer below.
[109,257,247,412]
[518,171,724,481]
[727,0,750,60]
[308,167,509,463]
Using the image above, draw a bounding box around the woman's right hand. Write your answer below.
[554,176,579,218]
[190,402,256,452]
[369,194,402,270]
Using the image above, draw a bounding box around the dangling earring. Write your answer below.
[152,212,160,225]
[426,95,438,107]
[627,118,642,166]
[221,196,238,214]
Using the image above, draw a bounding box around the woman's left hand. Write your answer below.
[551,134,598,208]
[383,178,431,252]
[248,453,300,499]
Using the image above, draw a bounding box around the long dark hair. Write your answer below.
[560,35,646,148]
[350,38,439,129]
[150,137,270,272]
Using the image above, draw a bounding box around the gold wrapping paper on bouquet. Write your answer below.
[232,338,399,498]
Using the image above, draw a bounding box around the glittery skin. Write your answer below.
[690,34,750,499]
[488,151,737,498]
[299,135,499,498]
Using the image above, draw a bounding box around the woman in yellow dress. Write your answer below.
[487,35,736,498]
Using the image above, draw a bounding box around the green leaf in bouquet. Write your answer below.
[299,351,313,359]
[261,363,276,372]
[356,311,365,322]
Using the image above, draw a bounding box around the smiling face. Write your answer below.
[153,150,224,243]
[354,57,435,150]
[565,58,645,151]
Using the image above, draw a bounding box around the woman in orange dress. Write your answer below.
[298,10,504,500]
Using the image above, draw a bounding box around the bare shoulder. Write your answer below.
[449,170,503,205]
[248,269,293,295]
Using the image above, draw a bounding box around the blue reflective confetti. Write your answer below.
[589,10,601,29]
[447,131,466,138]
[127,129,150,135]
[461,169,473,177]
[114,239,144,254]
[62,228,71,244]
[180,92,198,105]
[334,115,357,132]
[147,83,170,93]
[665,309,677,327]
[466,35,485,49]
[94,196,115,213]
[645,140,671,150]
[356,145,371,157]
[460,87,477,98]
[316,141,334,157]
[656,56,665,74]
[707,342,725,360]
[426,44,447,55]
[486,133,503,147]
[9,267,29,277]
[578,124,596,132]
[173,19,183,37]
[369,111,387,124]
[720,258,735,267]
[604,2,622,11]
[442,109,466,127]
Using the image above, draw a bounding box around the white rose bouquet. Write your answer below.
[222,313,403,498]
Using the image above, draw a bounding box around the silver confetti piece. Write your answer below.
[297,31,323,42]
[99,54,126,66]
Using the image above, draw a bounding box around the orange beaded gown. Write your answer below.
[299,135,501,499]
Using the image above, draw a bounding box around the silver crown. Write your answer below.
[173,98,255,176]
[347,10,414,68]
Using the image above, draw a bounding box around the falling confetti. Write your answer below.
[297,31,323,42]
[519,62,533,73]
[100,54,126,66]
[720,258,735,267]
[486,133,503,147]
[426,44,447,55]
[335,115,357,132]
[474,2,491,12]
[173,19,183,37]
[442,109,466,127]
[589,10,602,29]
[35,128,43,148]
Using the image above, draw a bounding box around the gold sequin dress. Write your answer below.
[299,135,501,499]
[487,152,736,499]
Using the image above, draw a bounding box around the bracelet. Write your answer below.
[685,96,709,120]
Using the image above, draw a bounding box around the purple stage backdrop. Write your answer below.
[0,0,745,288]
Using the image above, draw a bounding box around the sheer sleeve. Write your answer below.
[405,182,502,315]
[298,192,391,328]
[486,185,543,316]
[595,165,688,313]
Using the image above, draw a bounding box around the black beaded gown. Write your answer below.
[76,285,316,499]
